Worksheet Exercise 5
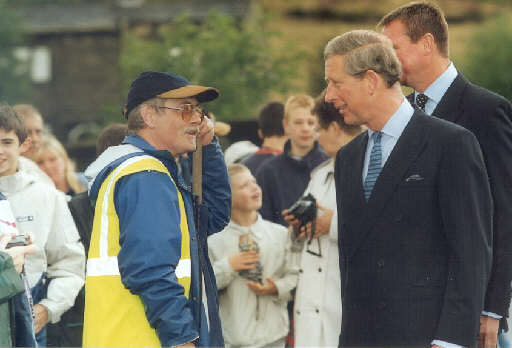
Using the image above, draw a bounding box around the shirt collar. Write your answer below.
[368,98,414,140]
[415,62,457,104]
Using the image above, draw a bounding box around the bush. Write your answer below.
[120,11,304,121]
[463,14,512,101]
[0,0,31,103]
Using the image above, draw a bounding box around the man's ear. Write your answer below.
[257,129,263,140]
[140,104,157,128]
[421,33,436,55]
[19,137,32,154]
[364,70,379,95]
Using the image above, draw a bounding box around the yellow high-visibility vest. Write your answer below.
[83,155,191,347]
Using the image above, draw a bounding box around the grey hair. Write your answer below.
[324,30,401,87]
[127,97,163,133]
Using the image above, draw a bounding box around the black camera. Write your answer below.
[287,193,317,226]
[6,235,29,249]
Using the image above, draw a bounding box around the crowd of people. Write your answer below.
[1,1,512,348]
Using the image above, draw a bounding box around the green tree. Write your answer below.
[463,14,512,101]
[121,11,304,121]
[0,0,31,103]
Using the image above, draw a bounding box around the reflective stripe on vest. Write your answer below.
[83,155,191,347]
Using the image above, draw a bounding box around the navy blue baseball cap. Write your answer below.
[124,71,219,118]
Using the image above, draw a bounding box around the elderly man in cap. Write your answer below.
[82,72,231,347]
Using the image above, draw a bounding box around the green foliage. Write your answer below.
[462,14,512,101]
[0,0,31,103]
[121,11,304,121]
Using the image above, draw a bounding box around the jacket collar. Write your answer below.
[0,169,37,196]
[283,139,326,166]
[123,135,176,163]
[432,72,468,124]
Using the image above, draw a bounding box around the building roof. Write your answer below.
[14,0,251,34]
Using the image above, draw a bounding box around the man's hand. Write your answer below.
[282,204,333,239]
[282,209,300,228]
[478,315,499,348]
[308,204,333,239]
[198,116,215,146]
[228,251,259,271]
[247,278,277,296]
[282,209,302,238]
[33,303,49,334]
[0,233,37,273]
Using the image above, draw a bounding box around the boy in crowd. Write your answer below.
[208,163,297,348]
[256,94,327,226]
[0,103,85,346]
[242,101,287,175]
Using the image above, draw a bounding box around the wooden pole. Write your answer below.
[193,136,203,204]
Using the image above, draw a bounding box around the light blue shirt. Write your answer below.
[362,98,414,182]
[413,62,457,116]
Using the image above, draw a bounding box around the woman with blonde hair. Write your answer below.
[33,134,86,196]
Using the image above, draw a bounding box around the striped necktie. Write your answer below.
[363,132,383,201]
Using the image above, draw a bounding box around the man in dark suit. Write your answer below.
[380,3,512,346]
[324,29,493,347]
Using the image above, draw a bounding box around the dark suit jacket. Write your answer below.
[408,73,512,317]
[335,111,493,347]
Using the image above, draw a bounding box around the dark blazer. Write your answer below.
[335,110,493,347]
[408,73,512,317]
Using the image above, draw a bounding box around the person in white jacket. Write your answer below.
[283,92,362,347]
[0,103,85,346]
[208,163,298,348]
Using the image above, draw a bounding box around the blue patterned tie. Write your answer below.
[363,132,383,201]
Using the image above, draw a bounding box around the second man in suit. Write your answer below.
[325,29,492,347]
[379,3,512,346]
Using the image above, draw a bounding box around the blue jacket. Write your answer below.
[256,140,328,226]
[87,135,230,347]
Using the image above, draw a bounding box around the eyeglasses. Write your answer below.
[155,103,206,122]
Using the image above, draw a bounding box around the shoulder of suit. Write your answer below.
[447,74,511,111]
[414,111,477,142]
[463,82,510,107]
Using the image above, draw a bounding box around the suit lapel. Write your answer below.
[338,133,367,212]
[346,112,428,258]
[351,133,368,204]
[432,73,468,124]
[406,93,415,106]
[337,133,367,255]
